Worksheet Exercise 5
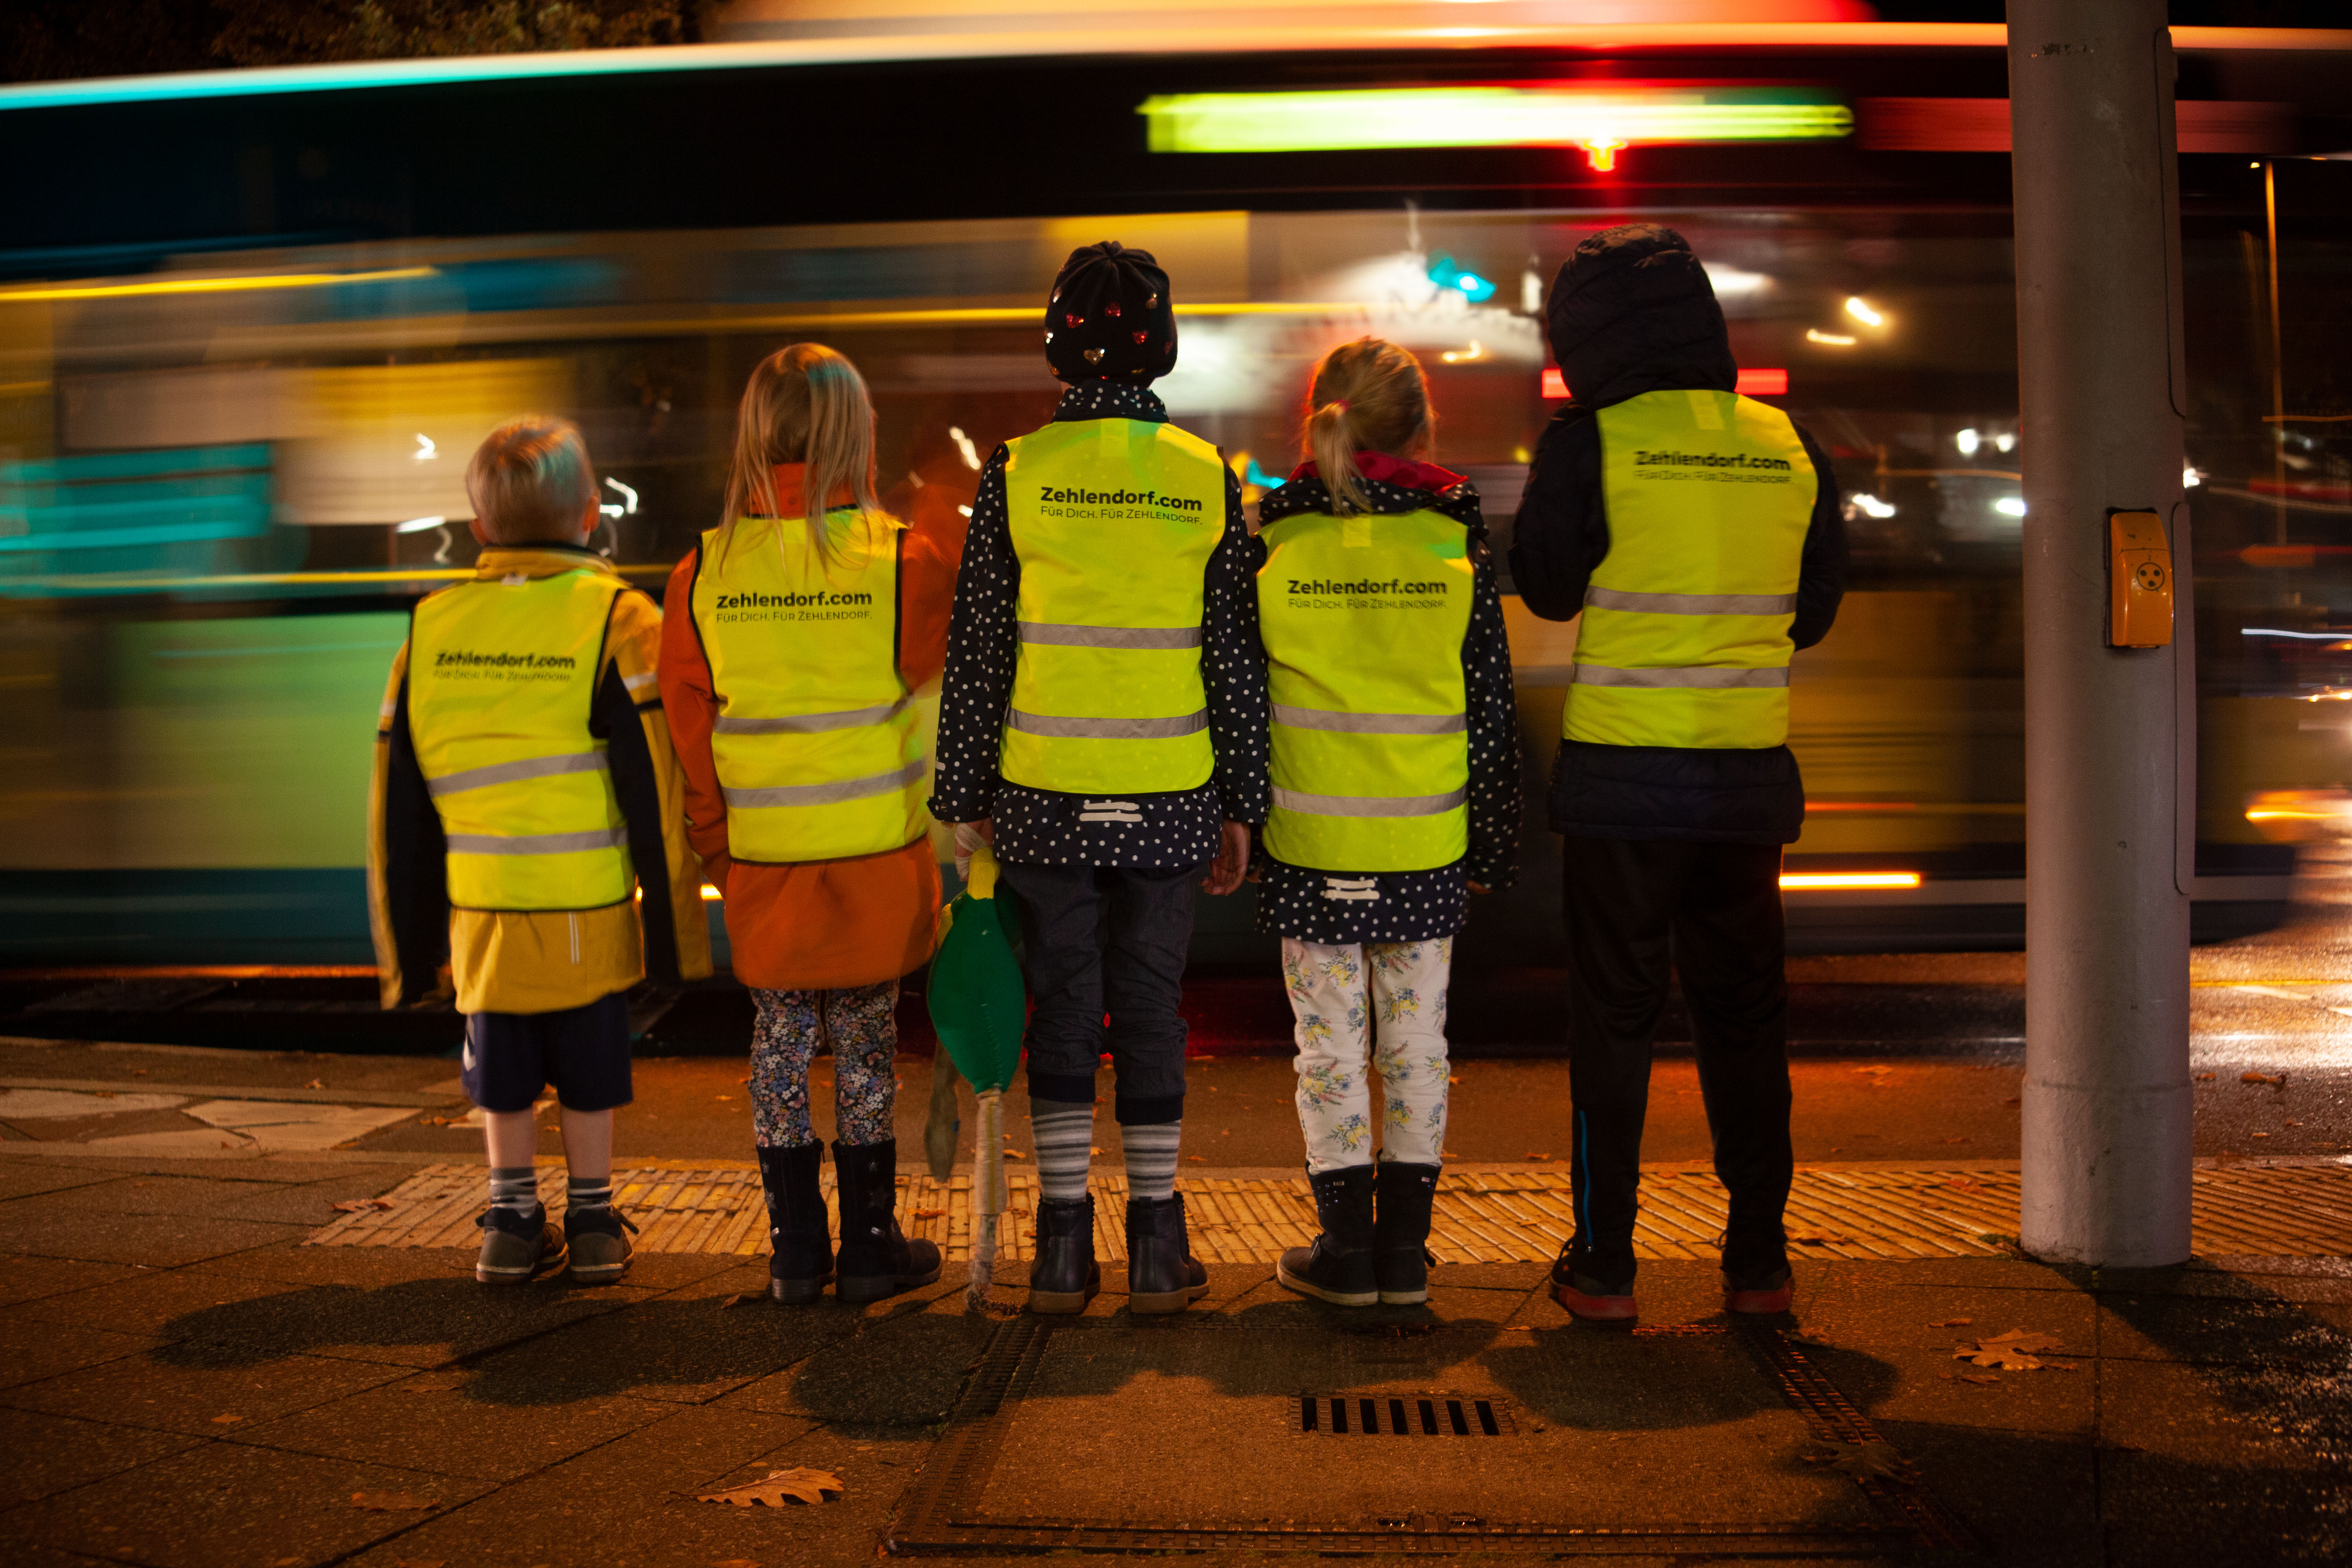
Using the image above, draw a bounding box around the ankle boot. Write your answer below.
[1126,1194,1210,1315]
[758,1143,833,1304]
[1372,1160,1440,1305]
[1028,1194,1100,1315]
[830,1139,942,1304]
[1277,1165,1377,1306]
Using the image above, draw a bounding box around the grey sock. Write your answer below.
[489,1166,538,1218]
[1122,1121,1181,1203]
[1032,1104,1094,1203]
[567,1176,612,1217]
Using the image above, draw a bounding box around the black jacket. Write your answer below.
[1509,224,1847,844]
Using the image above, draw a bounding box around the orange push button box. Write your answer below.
[2109,509,2173,648]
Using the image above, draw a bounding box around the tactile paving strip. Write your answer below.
[307,1163,2352,1260]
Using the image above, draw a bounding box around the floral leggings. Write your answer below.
[1282,936,1452,1173]
[749,980,899,1149]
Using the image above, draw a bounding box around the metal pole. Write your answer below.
[2010,0,2193,1266]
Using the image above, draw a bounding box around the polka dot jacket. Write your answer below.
[1250,469,1523,945]
[927,381,1272,869]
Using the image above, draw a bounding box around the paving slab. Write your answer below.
[1871,1421,2100,1568]
[2,1434,497,1568]
[0,1163,123,1202]
[3,1259,307,1341]
[0,1206,306,1267]
[0,1315,165,1391]
[2,1347,411,1437]
[2098,1444,2349,1566]
[0,1252,143,1308]
[228,1369,671,1481]
[340,1403,828,1568]
[0,1408,203,1509]
[2096,1289,2352,1368]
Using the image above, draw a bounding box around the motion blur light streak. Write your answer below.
[0,268,435,304]
[1995,497,2027,517]
[1138,86,1852,157]
[1780,872,1924,890]
[393,516,446,534]
[1848,493,1897,518]
[1844,295,1884,326]
[1805,328,1857,345]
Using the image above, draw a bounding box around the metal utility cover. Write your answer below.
[892,1319,1966,1554]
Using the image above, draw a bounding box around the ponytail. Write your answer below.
[1298,338,1432,515]
[719,342,882,572]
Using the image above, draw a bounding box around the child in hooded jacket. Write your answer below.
[1254,338,1519,1306]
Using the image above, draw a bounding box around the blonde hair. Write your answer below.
[1301,338,1432,514]
[720,342,881,569]
[465,415,597,544]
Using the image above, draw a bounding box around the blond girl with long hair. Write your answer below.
[1254,337,1519,1307]
[658,343,962,1304]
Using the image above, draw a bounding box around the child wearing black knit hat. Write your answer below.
[931,240,1271,1317]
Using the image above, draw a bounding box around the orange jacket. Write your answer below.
[660,467,960,991]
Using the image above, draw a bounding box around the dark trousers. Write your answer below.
[1562,836,1792,1282]
[998,860,1202,1126]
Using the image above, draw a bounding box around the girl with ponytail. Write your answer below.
[1255,336,1521,1308]
[659,343,962,1305]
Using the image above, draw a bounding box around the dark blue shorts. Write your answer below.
[461,991,633,1114]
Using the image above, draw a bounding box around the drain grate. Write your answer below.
[1298,1393,1514,1437]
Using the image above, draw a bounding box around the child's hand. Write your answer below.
[953,819,993,881]
[1203,820,1251,895]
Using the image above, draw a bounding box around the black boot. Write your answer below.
[758,1143,833,1304]
[831,1140,942,1304]
[1277,1165,1377,1306]
[1127,1193,1210,1315]
[1372,1160,1440,1305]
[1028,1194,1100,1315]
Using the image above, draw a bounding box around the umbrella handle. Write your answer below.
[974,1089,1008,1215]
[967,844,1001,901]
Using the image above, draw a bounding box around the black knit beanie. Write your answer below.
[1044,242,1177,385]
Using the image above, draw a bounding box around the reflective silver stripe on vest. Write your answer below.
[425,751,606,799]
[1583,586,1799,616]
[721,757,929,810]
[713,697,911,736]
[1006,709,1209,740]
[1572,663,1790,689]
[1018,621,1204,650]
[1271,704,1467,736]
[1272,785,1469,818]
[445,826,629,855]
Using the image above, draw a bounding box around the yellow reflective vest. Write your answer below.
[1001,418,1226,794]
[688,510,927,863]
[1566,388,1816,750]
[1257,509,1475,871]
[407,567,633,911]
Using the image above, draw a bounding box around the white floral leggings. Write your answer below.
[1282,936,1452,1173]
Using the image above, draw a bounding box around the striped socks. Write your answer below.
[1032,1104,1094,1203]
[567,1176,614,1219]
[488,1166,538,1220]
[1122,1121,1182,1203]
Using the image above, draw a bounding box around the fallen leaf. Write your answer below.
[2251,1132,2272,1138]
[715,1095,733,1102]
[2242,1071,2286,1087]
[2195,1072,2216,1081]
[1929,1318,1973,1328]
[351,1491,438,1511]
[1812,1439,1910,1481]
[1002,1148,1026,1159]
[717,1293,748,1310]
[210,1413,243,1425]
[712,1560,762,1568]
[1960,1372,2000,1385]
[1524,1152,1552,1161]
[1186,1155,1206,1163]
[913,1209,944,1219]
[2285,1119,2303,1127]
[1955,1329,2063,1369]
[1945,1178,1983,1193]
[305,1078,325,1089]
[696,1468,845,1507]
[330,1198,397,1213]
[1941,1136,1968,1144]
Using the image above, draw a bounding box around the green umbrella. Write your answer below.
[924,845,1026,1305]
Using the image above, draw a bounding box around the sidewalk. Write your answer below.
[2,1136,2347,1567]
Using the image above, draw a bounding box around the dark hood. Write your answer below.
[1545,223,1737,408]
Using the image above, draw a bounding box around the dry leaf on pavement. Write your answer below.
[351,1492,438,1511]
[1808,1440,1911,1480]
[696,1468,845,1507]
[330,1198,397,1213]
[1929,1318,1973,1327]
[1954,1328,2063,1369]
[2241,1071,2286,1087]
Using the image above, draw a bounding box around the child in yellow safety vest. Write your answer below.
[1253,339,1520,1307]
[369,416,713,1289]
[659,344,958,1305]
[930,242,1271,1316]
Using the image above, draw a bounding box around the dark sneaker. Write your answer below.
[565,1204,637,1286]
[1548,1244,1636,1323]
[1724,1266,1794,1315]
[1028,1195,1101,1315]
[1277,1165,1377,1307]
[477,1204,566,1285]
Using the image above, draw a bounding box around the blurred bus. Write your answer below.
[1,6,2347,970]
